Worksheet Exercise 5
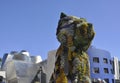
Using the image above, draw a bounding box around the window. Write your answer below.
[110,60,112,64]
[93,67,99,73]
[110,60,114,67]
[104,68,109,74]
[103,58,108,64]
[111,69,114,74]
[93,57,99,63]
[91,78,98,83]
[112,79,114,83]
[104,78,109,83]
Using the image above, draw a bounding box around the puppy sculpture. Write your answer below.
[50,12,95,83]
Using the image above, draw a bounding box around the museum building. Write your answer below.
[87,46,114,83]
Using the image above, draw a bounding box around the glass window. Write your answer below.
[93,57,99,63]
[104,68,109,74]
[91,78,98,83]
[111,69,114,74]
[110,60,112,64]
[112,79,114,83]
[93,67,99,73]
[103,58,108,64]
[104,78,109,83]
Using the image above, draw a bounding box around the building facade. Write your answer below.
[1,50,44,83]
[87,46,114,83]
[46,50,56,83]
[113,57,120,80]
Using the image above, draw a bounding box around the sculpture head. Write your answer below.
[56,12,95,51]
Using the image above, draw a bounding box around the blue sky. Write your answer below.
[0,0,120,60]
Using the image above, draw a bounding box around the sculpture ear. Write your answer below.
[60,12,67,18]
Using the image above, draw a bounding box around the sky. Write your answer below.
[0,0,120,60]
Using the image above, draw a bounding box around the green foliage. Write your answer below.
[50,13,95,83]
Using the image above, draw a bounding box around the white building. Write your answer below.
[113,57,120,79]
[87,46,114,83]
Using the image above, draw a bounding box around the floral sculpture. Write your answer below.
[50,12,95,83]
